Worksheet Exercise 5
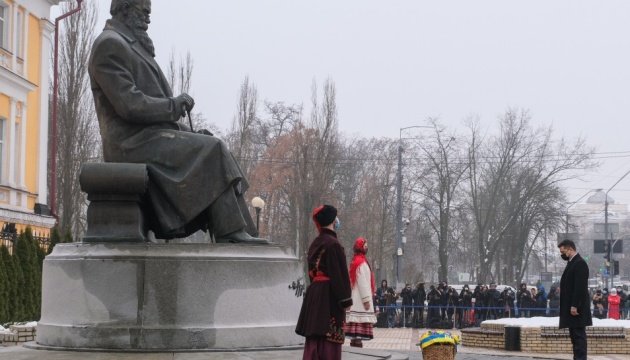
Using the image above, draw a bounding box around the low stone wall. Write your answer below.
[462,323,630,355]
[0,324,36,346]
[461,323,504,349]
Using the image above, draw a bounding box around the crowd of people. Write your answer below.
[591,286,630,320]
[373,280,567,329]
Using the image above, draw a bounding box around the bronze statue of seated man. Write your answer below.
[88,0,265,243]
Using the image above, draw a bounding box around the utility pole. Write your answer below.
[51,0,84,219]
[605,194,610,290]
[395,125,431,288]
[395,142,403,288]
[544,229,548,272]
[604,169,630,290]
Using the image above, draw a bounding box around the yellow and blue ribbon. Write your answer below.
[417,330,461,349]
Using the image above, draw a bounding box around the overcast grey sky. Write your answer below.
[61,0,630,205]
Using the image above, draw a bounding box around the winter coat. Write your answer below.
[401,287,413,306]
[346,263,377,324]
[592,293,607,319]
[459,289,473,308]
[517,288,533,310]
[412,286,426,308]
[559,253,593,328]
[500,290,515,309]
[296,229,352,343]
[608,294,621,320]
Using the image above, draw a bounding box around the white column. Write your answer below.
[19,103,26,189]
[7,98,16,188]
[37,19,54,206]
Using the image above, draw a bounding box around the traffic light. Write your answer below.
[604,251,610,262]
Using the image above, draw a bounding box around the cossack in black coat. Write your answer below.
[295,229,352,343]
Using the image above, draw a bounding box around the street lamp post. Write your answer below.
[51,0,84,218]
[604,169,630,290]
[395,125,431,288]
[251,197,265,236]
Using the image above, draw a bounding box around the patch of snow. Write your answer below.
[24,321,37,327]
[484,317,630,328]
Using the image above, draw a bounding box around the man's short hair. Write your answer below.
[558,239,576,250]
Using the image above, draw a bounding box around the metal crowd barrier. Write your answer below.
[373,304,562,328]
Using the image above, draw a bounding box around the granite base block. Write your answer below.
[37,243,304,351]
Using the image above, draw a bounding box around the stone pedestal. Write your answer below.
[37,243,304,351]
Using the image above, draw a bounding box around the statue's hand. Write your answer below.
[174,93,195,117]
[197,129,214,136]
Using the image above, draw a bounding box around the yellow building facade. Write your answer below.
[0,0,57,239]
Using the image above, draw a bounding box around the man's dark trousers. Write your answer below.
[569,327,587,360]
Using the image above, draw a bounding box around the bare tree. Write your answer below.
[409,118,469,282]
[229,76,259,177]
[166,50,213,134]
[466,109,595,283]
[54,0,100,238]
[246,102,303,245]
[293,79,340,276]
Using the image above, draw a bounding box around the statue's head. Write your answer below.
[110,0,152,30]
[111,0,152,19]
[110,0,155,56]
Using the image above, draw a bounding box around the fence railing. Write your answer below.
[373,303,603,329]
[0,231,51,254]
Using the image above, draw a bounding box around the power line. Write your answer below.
[236,149,630,165]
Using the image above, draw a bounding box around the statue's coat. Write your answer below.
[89,19,249,238]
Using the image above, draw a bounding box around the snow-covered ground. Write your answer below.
[484,317,630,328]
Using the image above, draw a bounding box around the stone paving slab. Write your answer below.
[3,328,630,359]
[0,345,407,360]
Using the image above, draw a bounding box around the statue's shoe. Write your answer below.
[215,230,270,244]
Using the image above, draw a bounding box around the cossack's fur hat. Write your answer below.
[312,205,337,230]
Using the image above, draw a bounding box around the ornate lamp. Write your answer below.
[251,196,265,235]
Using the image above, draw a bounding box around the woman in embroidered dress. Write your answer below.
[296,205,352,360]
[344,237,377,348]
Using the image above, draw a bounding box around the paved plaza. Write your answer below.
[358,327,630,360]
[0,327,629,359]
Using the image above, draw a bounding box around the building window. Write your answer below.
[0,4,8,50]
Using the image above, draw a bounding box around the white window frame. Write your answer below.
[0,2,8,51]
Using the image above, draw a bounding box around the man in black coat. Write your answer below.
[558,239,592,360]
[400,283,413,327]
[485,283,501,320]
[411,282,426,328]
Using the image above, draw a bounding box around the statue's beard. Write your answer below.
[125,12,155,57]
